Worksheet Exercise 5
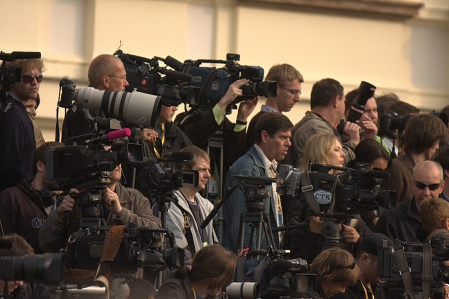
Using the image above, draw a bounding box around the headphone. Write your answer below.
[35,188,55,207]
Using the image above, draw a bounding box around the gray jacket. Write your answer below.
[166,190,217,254]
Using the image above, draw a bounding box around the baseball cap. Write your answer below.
[358,233,393,256]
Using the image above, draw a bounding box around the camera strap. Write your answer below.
[422,241,432,299]
[393,240,416,299]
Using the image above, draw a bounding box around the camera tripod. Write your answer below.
[236,211,277,253]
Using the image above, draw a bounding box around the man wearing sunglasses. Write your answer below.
[376,160,445,249]
[0,58,45,192]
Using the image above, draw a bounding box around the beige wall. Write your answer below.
[0,0,448,142]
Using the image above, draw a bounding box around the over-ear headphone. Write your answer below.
[35,188,55,207]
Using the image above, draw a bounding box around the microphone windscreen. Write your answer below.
[11,52,41,59]
[107,128,132,140]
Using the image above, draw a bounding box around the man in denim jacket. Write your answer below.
[223,113,293,253]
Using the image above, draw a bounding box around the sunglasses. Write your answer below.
[412,179,442,191]
[335,260,356,271]
[22,74,43,84]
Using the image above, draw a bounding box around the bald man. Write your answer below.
[62,54,130,142]
[376,160,445,249]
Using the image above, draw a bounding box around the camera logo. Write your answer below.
[314,190,332,205]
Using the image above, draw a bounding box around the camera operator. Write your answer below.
[165,78,257,173]
[0,58,45,192]
[39,162,162,252]
[165,146,218,264]
[329,234,393,299]
[297,247,359,299]
[0,234,60,299]
[0,142,64,254]
[245,63,303,150]
[433,146,449,201]
[379,114,446,204]
[285,78,366,168]
[223,112,293,253]
[344,89,389,153]
[376,160,445,247]
[140,103,193,167]
[62,54,129,141]
[155,244,236,299]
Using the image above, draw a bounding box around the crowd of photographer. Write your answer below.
[2,50,449,299]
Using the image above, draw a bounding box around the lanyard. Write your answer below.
[153,123,165,158]
[360,280,373,299]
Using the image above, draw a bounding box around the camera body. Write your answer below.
[183,53,277,111]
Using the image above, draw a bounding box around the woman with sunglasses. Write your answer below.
[297,247,359,299]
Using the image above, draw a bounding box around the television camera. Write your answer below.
[377,237,449,299]
[114,50,200,107]
[0,51,41,85]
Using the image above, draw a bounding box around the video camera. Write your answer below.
[0,51,41,84]
[378,111,448,140]
[377,237,449,298]
[114,50,200,107]
[183,53,277,111]
[67,223,183,274]
[278,162,396,220]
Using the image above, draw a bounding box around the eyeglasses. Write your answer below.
[106,75,127,80]
[412,179,442,191]
[335,260,356,271]
[22,74,43,84]
[279,85,302,96]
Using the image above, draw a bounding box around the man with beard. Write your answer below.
[376,160,446,247]
[0,142,63,253]
[330,233,393,299]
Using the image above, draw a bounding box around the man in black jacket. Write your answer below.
[0,142,63,253]
[0,58,45,192]
[330,233,392,299]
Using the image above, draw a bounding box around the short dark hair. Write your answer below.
[376,93,400,115]
[344,88,358,113]
[32,142,65,176]
[127,278,157,299]
[441,105,449,125]
[0,234,34,256]
[310,78,344,109]
[175,244,236,292]
[403,114,446,155]
[253,113,293,144]
[433,146,449,172]
[349,139,392,169]
[385,100,419,116]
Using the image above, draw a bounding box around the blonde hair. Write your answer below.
[299,133,338,170]
[311,247,359,286]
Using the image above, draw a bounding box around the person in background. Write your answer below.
[22,93,45,148]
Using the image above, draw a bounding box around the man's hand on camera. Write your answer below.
[309,216,323,234]
[57,189,78,220]
[140,128,158,143]
[237,97,258,123]
[341,224,360,244]
[342,121,361,144]
[217,78,250,111]
[102,187,122,215]
[359,115,378,140]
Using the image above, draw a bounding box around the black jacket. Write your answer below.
[0,91,35,192]
[0,179,48,253]
[375,196,421,250]
[330,280,385,299]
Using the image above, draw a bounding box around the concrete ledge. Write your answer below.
[240,0,424,20]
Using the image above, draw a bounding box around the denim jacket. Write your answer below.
[222,145,279,253]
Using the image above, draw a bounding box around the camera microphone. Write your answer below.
[0,51,41,61]
[85,128,132,144]
[159,69,193,83]
[161,151,194,162]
